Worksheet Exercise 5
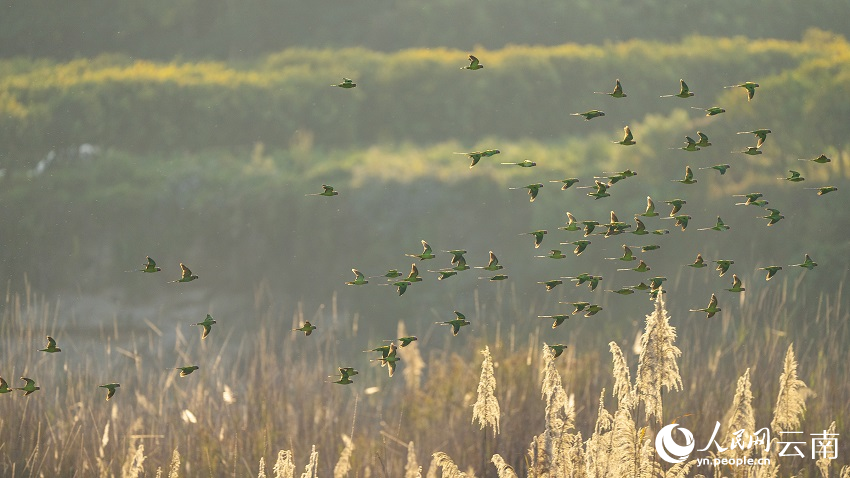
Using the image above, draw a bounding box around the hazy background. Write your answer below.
[1,1,850,475]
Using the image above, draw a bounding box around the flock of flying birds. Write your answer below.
[3,55,837,397]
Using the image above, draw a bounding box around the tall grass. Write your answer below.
[0,275,847,476]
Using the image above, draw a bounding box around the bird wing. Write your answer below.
[180,263,192,279]
[47,336,57,348]
[623,126,633,142]
[146,256,157,268]
[468,55,479,68]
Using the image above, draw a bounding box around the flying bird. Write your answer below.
[690,294,721,318]
[191,314,217,339]
[0,377,11,394]
[475,251,504,271]
[39,336,61,353]
[444,250,468,265]
[798,154,831,164]
[395,336,418,347]
[660,79,694,98]
[736,146,763,156]
[548,344,569,358]
[673,136,700,152]
[618,260,650,273]
[175,365,199,377]
[16,377,40,396]
[406,240,436,260]
[595,79,627,98]
[759,266,783,281]
[169,263,199,283]
[307,184,339,197]
[571,109,606,120]
[691,106,725,116]
[539,314,571,329]
[725,81,759,101]
[695,131,712,147]
[560,212,581,231]
[664,199,687,216]
[522,230,548,248]
[454,151,487,168]
[346,269,369,285]
[127,256,161,273]
[331,78,356,88]
[293,321,317,336]
[725,274,746,293]
[664,214,692,231]
[714,260,735,277]
[462,55,484,70]
[568,240,591,256]
[605,245,636,262]
[673,166,697,184]
[761,208,784,226]
[687,253,707,268]
[510,183,544,202]
[606,287,636,295]
[431,270,458,280]
[737,129,771,148]
[386,280,411,296]
[697,216,730,232]
[550,178,580,190]
[778,170,805,182]
[501,159,537,167]
[370,269,403,279]
[790,254,817,270]
[699,164,731,175]
[641,196,659,217]
[371,343,399,377]
[405,263,423,282]
[561,301,590,314]
[99,383,120,401]
[436,311,471,336]
[805,186,838,196]
[536,249,567,259]
[613,126,636,145]
[538,279,564,291]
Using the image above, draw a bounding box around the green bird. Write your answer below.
[127,256,161,273]
[536,249,567,259]
[191,314,217,339]
[395,336,418,347]
[737,129,771,148]
[690,294,721,318]
[605,245,636,262]
[699,164,731,175]
[631,217,648,235]
[572,109,606,121]
[673,166,697,184]
[365,344,392,359]
[761,208,784,226]
[39,336,61,353]
[449,257,470,272]
[176,365,199,377]
[725,81,759,101]
[387,280,411,296]
[405,263,423,282]
[481,274,509,281]
[733,191,764,204]
[560,212,581,231]
[331,78,356,88]
[673,136,700,152]
[568,240,591,256]
[475,251,503,271]
[307,184,339,196]
[581,220,600,236]
[806,186,838,196]
[664,199,687,216]
[16,377,40,396]
[736,146,763,156]
[510,183,544,202]
[631,282,651,291]
[697,216,730,232]
[606,287,635,295]
[660,79,694,98]
[169,263,199,283]
[561,301,590,314]
[293,321,317,336]
[539,314,571,329]
[0,377,12,394]
[501,159,536,167]
[454,151,485,168]
[691,106,725,116]
[346,269,369,286]
[586,275,603,291]
[331,375,354,385]
[99,383,120,401]
[600,169,637,184]
[444,250,468,265]
[538,279,564,291]
[370,269,403,279]
[371,343,400,377]
[584,304,604,317]
[618,259,650,273]
[790,254,817,270]
[798,154,831,164]
[336,367,359,380]
[688,253,707,268]
[436,311,471,336]
[714,260,735,277]
[462,54,484,70]
[566,272,593,287]
[725,274,746,293]
[778,170,805,182]
[595,78,627,98]
[651,229,670,235]
[406,240,436,261]
[641,196,659,217]
[550,178,580,190]
[649,288,667,301]
[695,131,712,147]
[665,214,692,231]
[648,276,668,290]
[432,269,458,280]
[635,244,661,252]
[759,266,783,281]
[522,230,548,248]
[548,344,569,358]
[613,125,636,145]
